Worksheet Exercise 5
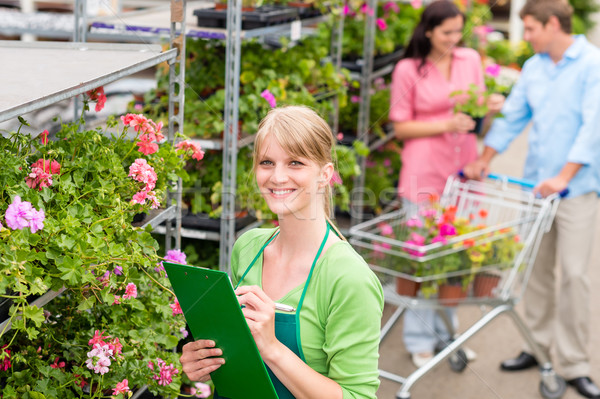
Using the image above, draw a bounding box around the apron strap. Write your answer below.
[234,230,279,290]
[295,222,330,361]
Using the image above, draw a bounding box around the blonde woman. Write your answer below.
[180,106,384,399]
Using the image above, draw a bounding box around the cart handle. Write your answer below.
[457,171,569,198]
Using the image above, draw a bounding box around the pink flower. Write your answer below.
[191,382,212,398]
[123,283,137,299]
[409,232,426,246]
[25,158,60,190]
[342,3,351,15]
[383,1,399,13]
[112,379,130,396]
[40,129,49,145]
[136,139,159,155]
[336,132,344,140]
[86,343,113,375]
[0,345,11,371]
[406,217,423,228]
[50,356,66,369]
[330,171,343,187]
[180,327,189,338]
[128,159,157,191]
[5,196,45,233]
[410,0,422,8]
[485,63,501,77]
[350,95,360,103]
[89,330,108,346]
[176,141,205,161]
[360,3,374,16]
[431,235,448,245]
[165,249,187,264]
[439,223,457,237]
[86,86,107,112]
[376,18,388,31]
[150,358,180,386]
[108,338,123,358]
[170,299,183,316]
[379,223,393,236]
[260,89,277,108]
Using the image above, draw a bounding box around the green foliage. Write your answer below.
[450,83,489,118]
[0,112,190,397]
[318,2,422,58]
[571,0,599,34]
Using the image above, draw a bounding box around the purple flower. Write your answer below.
[113,265,123,275]
[260,89,277,108]
[165,249,186,264]
[28,208,45,233]
[5,196,44,233]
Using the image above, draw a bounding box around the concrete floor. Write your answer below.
[375,131,600,399]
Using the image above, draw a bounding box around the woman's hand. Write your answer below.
[487,93,505,115]
[235,285,281,359]
[180,340,225,382]
[447,112,476,133]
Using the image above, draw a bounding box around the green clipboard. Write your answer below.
[163,262,278,399]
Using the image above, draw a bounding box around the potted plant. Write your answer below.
[0,93,204,398]
[450,83,489,135]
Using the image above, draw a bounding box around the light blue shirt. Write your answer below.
[485,35,600,198]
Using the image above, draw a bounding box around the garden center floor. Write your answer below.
[375,131,600,399]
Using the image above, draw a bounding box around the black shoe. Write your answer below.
[500,351,539,371]
[568,377,600,398]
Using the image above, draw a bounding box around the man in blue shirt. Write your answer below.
[464,0,600,397]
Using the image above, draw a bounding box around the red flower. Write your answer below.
[0,345,11,371]
[479,209,489,218]
[50,356,66,369]
[40,129,49,145]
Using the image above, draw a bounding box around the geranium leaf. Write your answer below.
[23,305,45,327]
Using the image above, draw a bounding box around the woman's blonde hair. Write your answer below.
[253,105,337,218]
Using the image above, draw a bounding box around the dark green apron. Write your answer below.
[213,224,330,399]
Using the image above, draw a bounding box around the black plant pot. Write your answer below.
[469,116,485,135]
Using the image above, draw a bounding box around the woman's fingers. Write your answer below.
[180,339,225,382]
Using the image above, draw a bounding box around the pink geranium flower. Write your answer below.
[165,249,187,264]
[376,18,388,31]
[89,330,108,346]
[39,129,49,145]
[123,283,138,299]
[149,358,180,386]
[5,196,45,233]
[0,345,11,371]
[128,159,157,191]
[191,382,212,398]
[86,86,107,112]
[176,141,205,161]
[112,379,130,396]
[260,89,277,108]
[170,299,183,316]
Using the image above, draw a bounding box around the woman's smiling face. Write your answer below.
[255,134,326,220]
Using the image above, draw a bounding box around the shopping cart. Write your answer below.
[349,174,567,399]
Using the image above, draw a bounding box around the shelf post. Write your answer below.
[220,0,243,273]
[167,0,186,251]
[351,0,376,226]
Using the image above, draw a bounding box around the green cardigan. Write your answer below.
[231,228,384,399]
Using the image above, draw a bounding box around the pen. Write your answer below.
[275,303,296,312]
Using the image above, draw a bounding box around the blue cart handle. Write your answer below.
[457,171,569,198]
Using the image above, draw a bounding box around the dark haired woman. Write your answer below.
[389,0,503,368]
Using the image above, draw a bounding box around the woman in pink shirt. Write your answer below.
[389,0,503,368]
